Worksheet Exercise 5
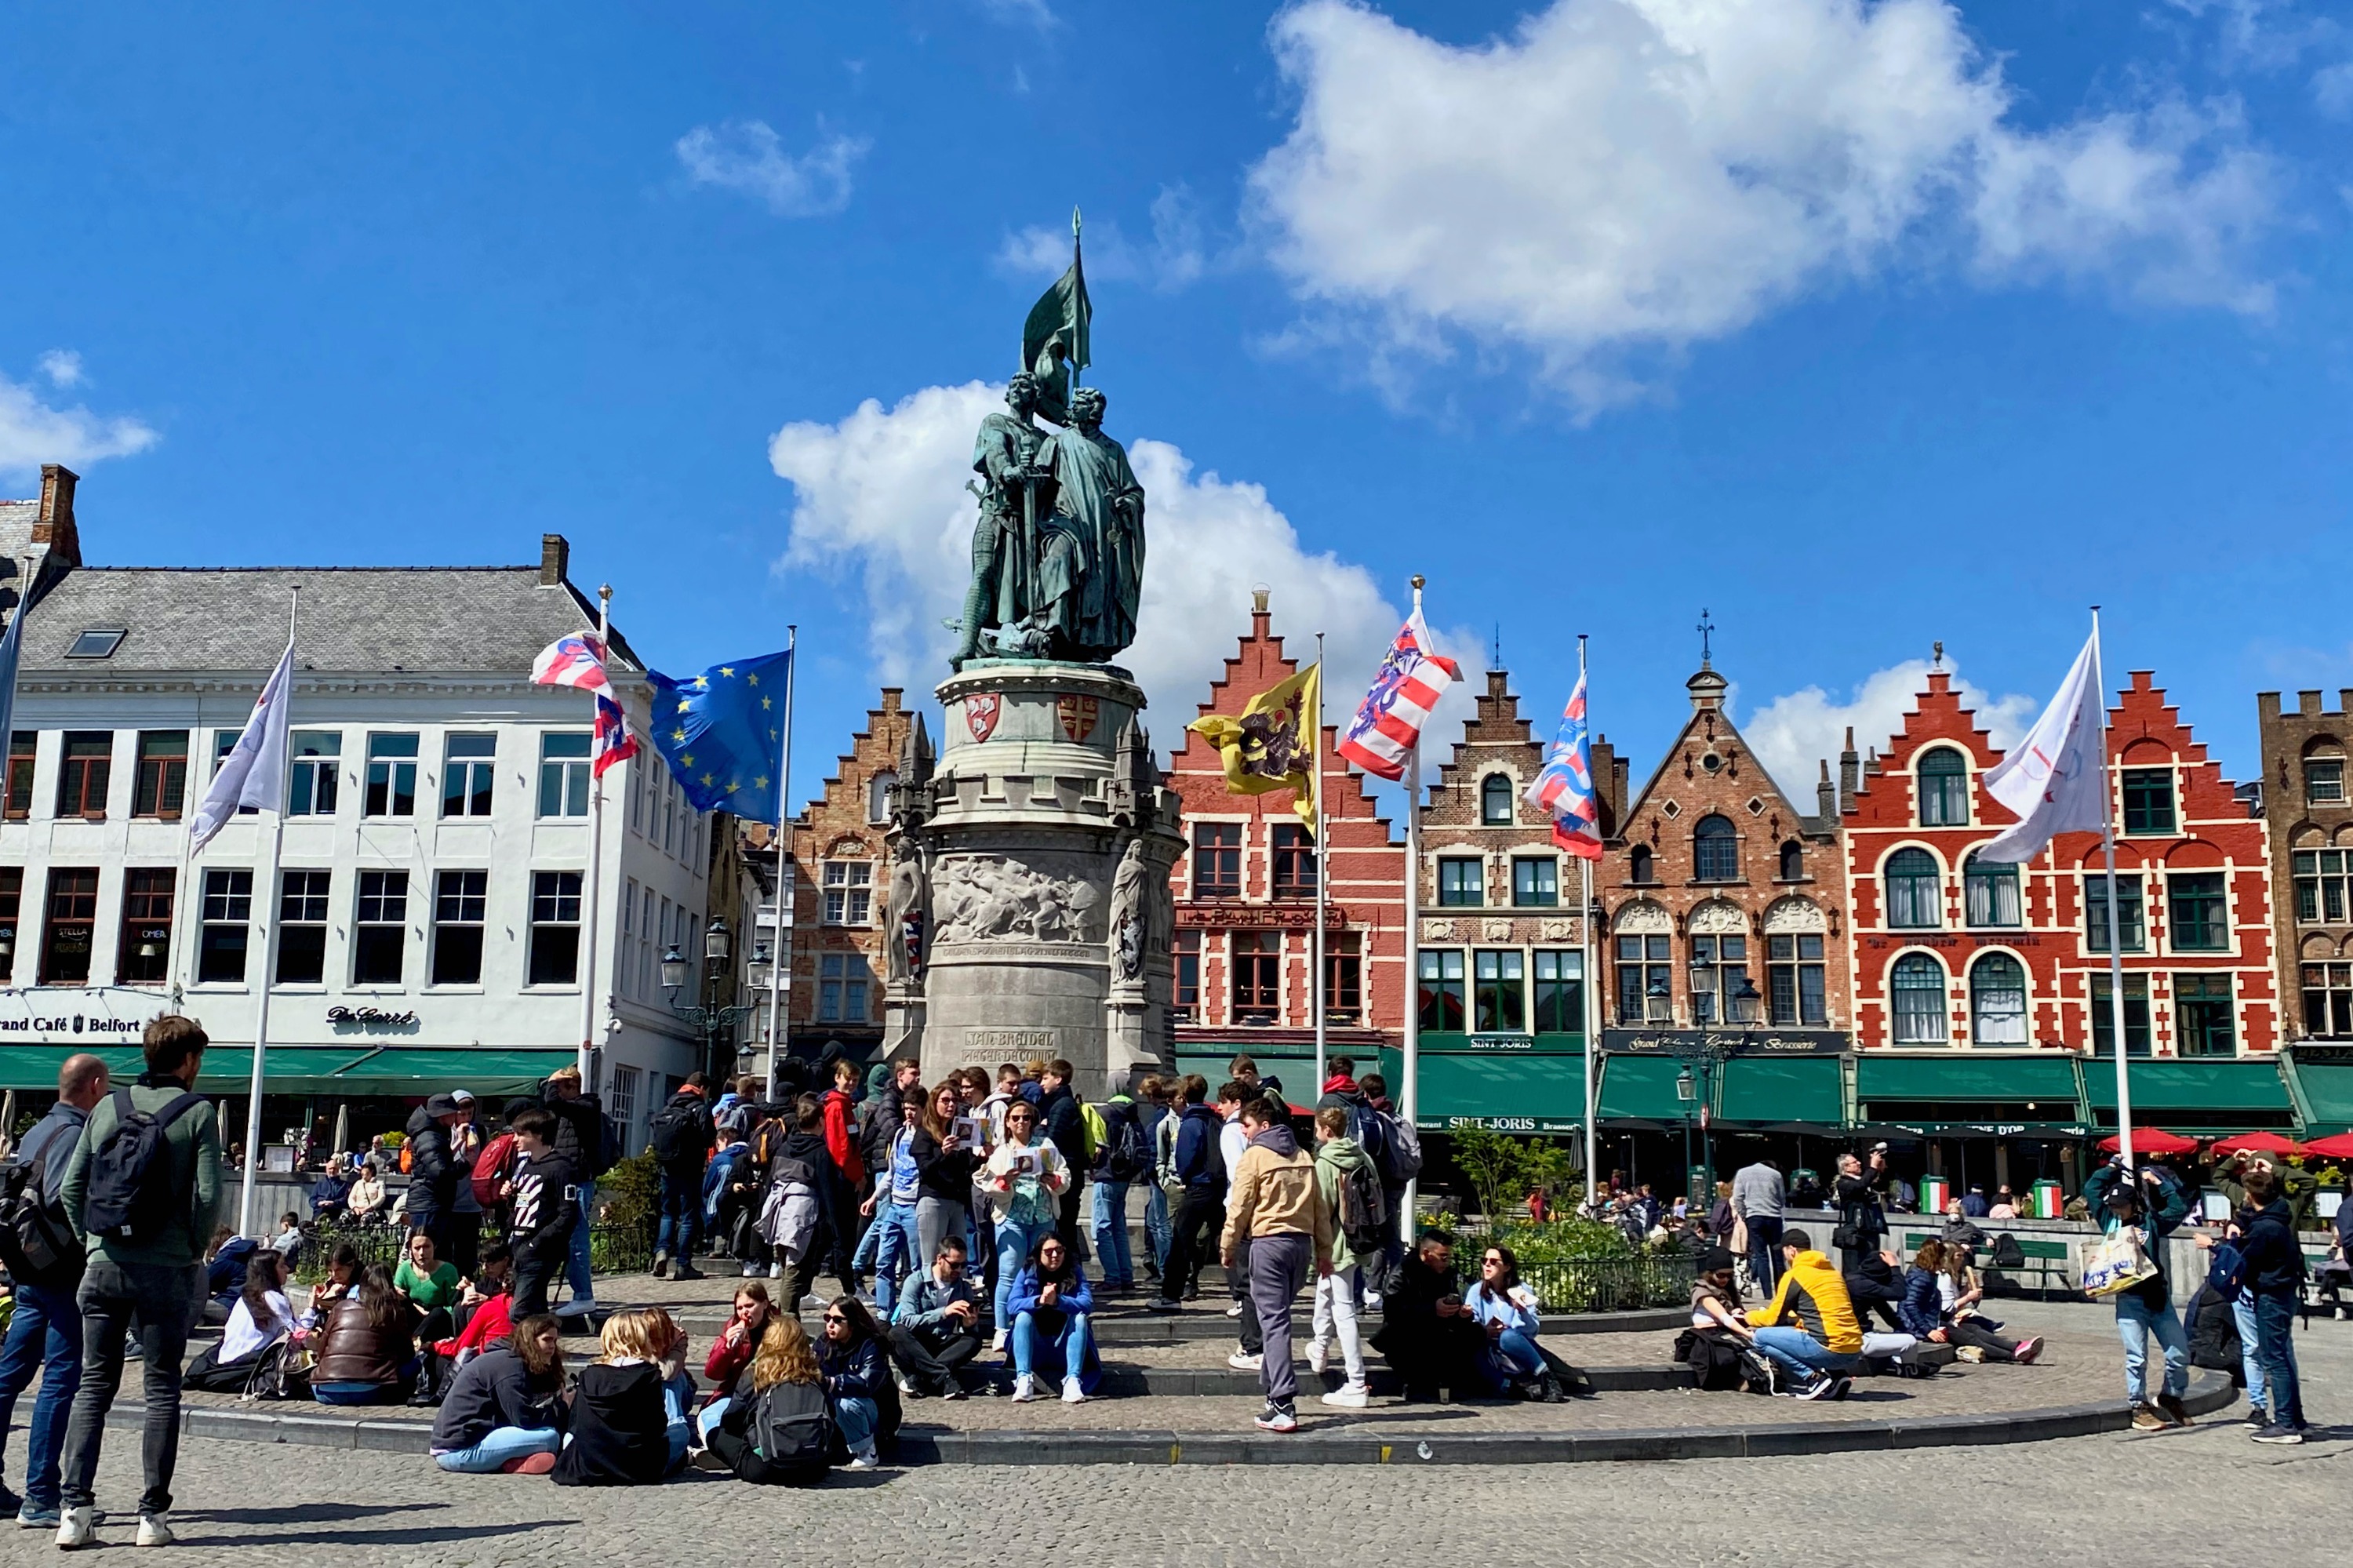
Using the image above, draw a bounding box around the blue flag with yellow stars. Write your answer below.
[646,649,794,824]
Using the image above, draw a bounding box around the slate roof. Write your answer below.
[17,566,642,678]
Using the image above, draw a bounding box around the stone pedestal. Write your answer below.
[887,659,1184,1100]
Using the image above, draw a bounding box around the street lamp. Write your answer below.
[661,918,758,1086]
[1645,972,1671,1024]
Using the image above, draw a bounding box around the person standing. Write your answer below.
[53,1018,221,1549]
[1088,1083,1145,1293]
[401,1093,471,1264]
[2199,1166,2309,1443]
[1147,1077,1224,1313]
[2083,1157,2195,1431]
[1307,1106,1373,1408]
[537,1066,608,1318]
[1136,1076,1175,1285]
[504,1109,580,1322]
[975,1100,1070,1351]
[1732,1155,1786,1297]
[1220,1096,1333,1434]
[1035,1059,1089,1250]
[1215,1082,1254,1337]
[649,1073,716,1281]
[0,1053,107,1529]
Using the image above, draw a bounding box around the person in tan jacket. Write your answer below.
[1219,1097,1333,1432]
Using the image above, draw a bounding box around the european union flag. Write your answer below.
[646,649,793,824]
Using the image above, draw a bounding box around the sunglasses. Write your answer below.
[824,1313,848,1323]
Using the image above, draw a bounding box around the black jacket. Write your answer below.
[2236,1199,2308,1297]
[403,1107,459,1213]
[1835,1170,1889,1242]
[653,1090,717,1175]
[551,1360,668,1487]
[909,1125,977,1206]
[2185,1282,2243,1376]
[431,1348,565,1452]
[507,1149,579,1257]
[858,1082,907,1181]
[1038,1083,1086,1173]
[538,1079,609,1183]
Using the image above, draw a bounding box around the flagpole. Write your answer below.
[1313,631,1329,1096]
[765,626,798,1101]
[577,587,612,1087]
[1401,577,1425,1226]
[1579,635,1599,1209]
[237,588,295,1237]
[2092,607,2134,1168]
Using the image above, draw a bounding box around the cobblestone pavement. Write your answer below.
[13,1302,2343,1565]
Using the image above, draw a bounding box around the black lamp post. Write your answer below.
[663,917,759,1086]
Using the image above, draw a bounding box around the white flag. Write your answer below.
[1977,628,2108,865]
[191,638,294,851]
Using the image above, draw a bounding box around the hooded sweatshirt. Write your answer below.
[1220,1122,1333,1267]
[1311,1134,1375,1272]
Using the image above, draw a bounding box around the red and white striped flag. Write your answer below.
[533,631,613,695]
[1337,607,1460,781]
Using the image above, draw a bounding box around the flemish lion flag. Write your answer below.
[1187,663,1320,835]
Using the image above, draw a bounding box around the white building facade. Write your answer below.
[0,526,711,1155]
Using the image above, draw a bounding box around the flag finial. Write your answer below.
[1072,206,1082,239]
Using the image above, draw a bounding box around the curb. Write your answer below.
[118,1370,2233,1466]
[556,1305,1689,1344]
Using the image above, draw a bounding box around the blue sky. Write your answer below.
[5,0,2351,813]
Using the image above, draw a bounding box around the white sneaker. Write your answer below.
[554,1294,597,1318]
[1223,1302,1245,1318]
[1321,1382,1369,1409]
[136,1513,173,1548]
[846,1445,880,1471]
[990,1330,1009,1353]
[1061,1376,1087,1404]
[1362,1290,1383,1311]
[768,1262,784,1279]
[56,1507,98,1549]
[896,1373,918,1395]
[740,1264,762,1279]
[1227,1351,1262,1371]
[1307,1341,1329,1375]
[1010,1373,1038,1402]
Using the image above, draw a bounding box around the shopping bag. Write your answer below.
[2080,1229,2158,1298]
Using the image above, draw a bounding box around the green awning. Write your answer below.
[1856,1054,2081,1101]
[325,1048,577,1097]
[1717,1056,1844,1127]
[1390,1051,1588,1135]
[0,1045,375,1093]
[1597,1054,1693,1125]
[2287,1058,2353,1133]
[2084,1058,2295,1130]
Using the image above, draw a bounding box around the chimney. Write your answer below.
[1249,585,1271,640]
[2340,689,2353,716]
[35,464,81,569]
[540,533,569,587]
[1864,745,1882,777]
[1817,758,1835,820]
[1838,726,1859,807]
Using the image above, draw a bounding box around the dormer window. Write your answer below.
[66,628,125,660]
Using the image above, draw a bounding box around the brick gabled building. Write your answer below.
[1164,591,1405,1086]
[1843,668,2283,1134]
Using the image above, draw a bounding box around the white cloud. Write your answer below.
[675,120,868,217]
[769,381,1415,751]
[0,369,158,481]
[37,350,84,389]
[997,186,1212,292]
[1247,0,2280,406]
[1740,659,2035,806]
[2316,60,2353,117]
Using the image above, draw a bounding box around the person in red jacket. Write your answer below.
[700,1282,777,1406]
[822,1060,867,1293]
[433,1244,518,1364]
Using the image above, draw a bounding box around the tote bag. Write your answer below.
[2081,1228,2158,1298]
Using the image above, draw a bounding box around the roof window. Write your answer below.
[66,628,125,659]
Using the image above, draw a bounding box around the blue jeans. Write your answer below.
[993,1213,1054,1330]
[2114,1290,2190,1406]
[433,1425,561,1472]
[1013,1310,1093,1390]
[856,1201,920,1316]
[1480,1326,1544,1390]
[2249,1290,2304,1428]
[1144,1184,1171,1274]
[566,1181,597,1301]
[315,1381,404,1406]
[1090,1181,1133,1287]
[2232,1291,2269,1416]
[656,1170,702,1261]
[697,1397,730,1442]
[834,1394,877,1453]
[0,1279,82,1511]
[1750,1326,1857,1384]
[661,1370,693,1474]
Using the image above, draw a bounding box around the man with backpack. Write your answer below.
[400,1092,471,1263]
[53,1017,222,1549]
[649,1073,717,1281]
[0,1053,107,1529]
[1088,1085,1149,1293]
[1146,1076,1225,1313]
[1308,1105,1379,1409]
[1356,1071,1421,1297]
[537,1067,609,1319]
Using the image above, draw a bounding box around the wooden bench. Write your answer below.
[1898,1228,2074,1297]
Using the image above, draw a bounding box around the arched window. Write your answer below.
[1693,814,1739,882]
[1891,952,1948,1044]
[1963,851,2020,927]
[1916,748,1969,828]
[867,769,897,825]
[1778,840,1803,881]
[1884,848,1942,929]
[1629,845,1654,885]
[1969,953,2028,1045]
[1482,773,1515,825]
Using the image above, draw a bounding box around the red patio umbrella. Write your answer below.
[2096,1129,2202,1155]
[2300,1132,2353,1159]
[2207,1130,2309,1158]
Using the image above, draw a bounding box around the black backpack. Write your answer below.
[0,1120,84,1285]
[649,1099,706,1163]
[1335,1155,1388,1257]
[751,1377,832,1479]
[82,1089,205,1246]
[1104,1115,1151,1183]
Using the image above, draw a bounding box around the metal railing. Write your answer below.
[289,1217,657,1286]
[1440,1220,1698,1313]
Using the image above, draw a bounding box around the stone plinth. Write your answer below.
[889,659,1184,1099]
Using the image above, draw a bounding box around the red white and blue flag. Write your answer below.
[1337,607,1460,781]
[593,691,639,779]
[533,631,613,696]
[1527,669,1602,860]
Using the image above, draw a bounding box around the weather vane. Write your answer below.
[1697,608,1715,668]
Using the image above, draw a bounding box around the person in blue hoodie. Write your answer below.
[2195,1164,2308,1443]
[1146,1077,1226,1312]
[1006,1234,1099,1405]
[2082,1157,2194,1430]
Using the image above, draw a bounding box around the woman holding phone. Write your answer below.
[911,1081,980,1268]
[1462,1242,1557,1399]
[976,1099,1069,1352]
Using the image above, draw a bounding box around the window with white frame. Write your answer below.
[289,731,340,817]
[1890,951,1948,1044]
[539,733,591,818]
[822,860,873,926]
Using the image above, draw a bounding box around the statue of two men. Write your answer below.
[950,374,1145,671]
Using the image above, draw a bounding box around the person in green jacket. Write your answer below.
[53,1014,223,1549]
[2083,1157,2193,1432]
[1307,1108,1374,1409]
